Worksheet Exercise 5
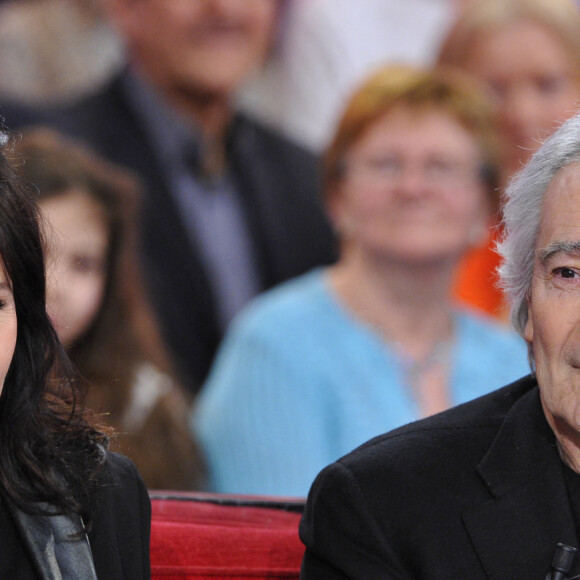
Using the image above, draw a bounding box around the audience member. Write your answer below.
[12,128,205,491]
[30,0,336,393]
[0,132,150,577]
[193,65,530,497]
[299,99,580,580]
[438,0,580,316]
[240,0,459,152]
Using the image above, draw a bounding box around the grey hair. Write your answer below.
[497,110,580,337]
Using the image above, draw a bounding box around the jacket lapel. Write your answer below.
[8,501,97,580]
[463,388,577,578]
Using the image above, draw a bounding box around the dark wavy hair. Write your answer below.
[0,135,108,522]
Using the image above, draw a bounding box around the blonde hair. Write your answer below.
[437,0,580,75]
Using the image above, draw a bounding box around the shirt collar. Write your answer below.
[120,68,203,171]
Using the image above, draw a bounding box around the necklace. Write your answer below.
[326,266,455,397]
[391,339,453,396]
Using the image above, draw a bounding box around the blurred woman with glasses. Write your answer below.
[193,65,530,497]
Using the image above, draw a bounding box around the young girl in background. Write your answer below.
[12,127,204,491]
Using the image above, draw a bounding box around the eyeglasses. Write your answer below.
[345,154,481,188]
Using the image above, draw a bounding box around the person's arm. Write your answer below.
[90,453,151,579]
[193,314,335,497]
[300,461,411,579]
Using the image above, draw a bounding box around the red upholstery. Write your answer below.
[150,491,306,579]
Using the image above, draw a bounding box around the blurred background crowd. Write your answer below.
[1,0,579,496]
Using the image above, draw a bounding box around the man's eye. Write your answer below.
[555,267,578,279]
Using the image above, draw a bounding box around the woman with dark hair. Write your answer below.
[0,133,150,577]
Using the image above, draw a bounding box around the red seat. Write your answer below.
[150,491,306,579]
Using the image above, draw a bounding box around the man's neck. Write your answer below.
[167,90,233,177]
[132,64,235,176]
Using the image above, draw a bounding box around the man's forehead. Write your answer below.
[535,164,580,250]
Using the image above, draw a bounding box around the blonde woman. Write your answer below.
[438,0,580,315]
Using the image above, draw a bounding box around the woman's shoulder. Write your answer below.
[121,363,179,431]
[454,307,530,378]
[91,451,150,533]
[455,307,524,347]
[119,364,205,490]
[97,451,148,491]
[231,268,333,336]
[89,452,151,578]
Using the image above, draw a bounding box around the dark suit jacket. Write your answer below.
[8,73,337,392]
[300,375,580,579]
[88,453,151,578]
[10,452,151,579]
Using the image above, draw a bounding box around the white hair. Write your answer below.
[497,111,580,336]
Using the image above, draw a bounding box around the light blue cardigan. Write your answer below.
[193,269,530,497]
